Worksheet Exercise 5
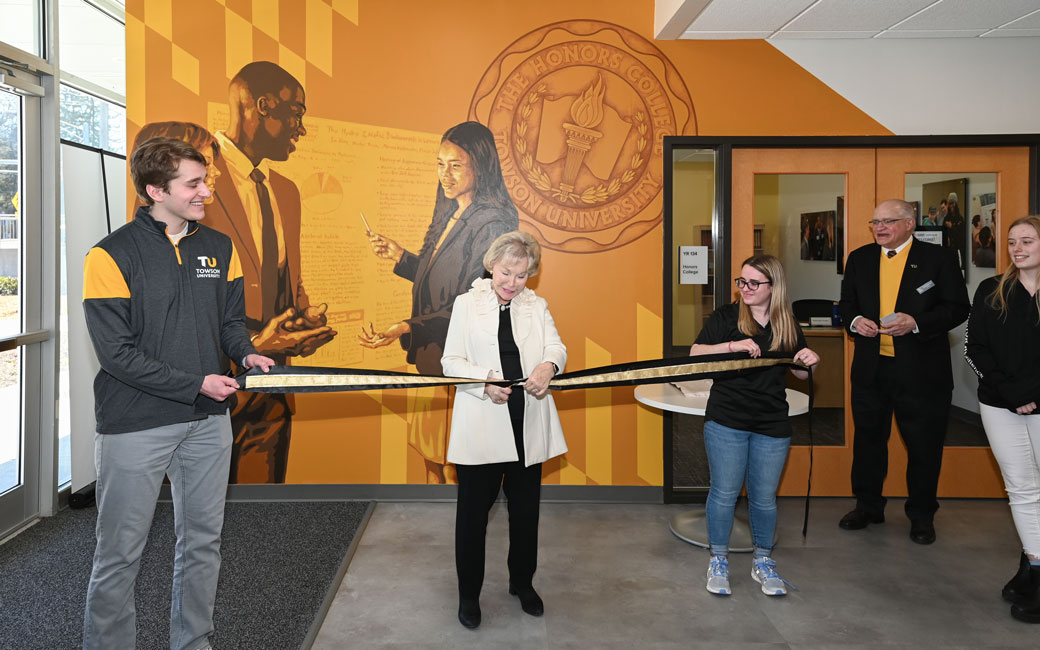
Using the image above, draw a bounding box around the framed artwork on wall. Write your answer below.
[799,210,836,261]
[836,196,845,274]
[922,177,968,272]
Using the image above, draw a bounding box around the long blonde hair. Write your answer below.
[987,215,1040,322]
[736,254,800,352]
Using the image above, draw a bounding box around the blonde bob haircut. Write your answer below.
[736,254,800,352]
[483,230,542,277]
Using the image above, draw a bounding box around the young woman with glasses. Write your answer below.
[690,254,820,597]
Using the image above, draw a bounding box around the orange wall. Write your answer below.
[127,0,889,485]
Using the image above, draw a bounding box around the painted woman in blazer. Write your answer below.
[440,231,566,629]
[362,122,518,482]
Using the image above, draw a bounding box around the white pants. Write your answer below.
[980,403,1040,557]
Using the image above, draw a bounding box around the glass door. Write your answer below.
[728,145,1031,498]
[731,147,876,496]
[665,146,719,499]
[877,146,1031,498]
[0,84,46,538]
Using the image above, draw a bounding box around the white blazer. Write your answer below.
[442,278,568,466]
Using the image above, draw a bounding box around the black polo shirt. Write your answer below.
[694,303,806,438]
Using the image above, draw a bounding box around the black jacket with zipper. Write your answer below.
[965,276,1040,411]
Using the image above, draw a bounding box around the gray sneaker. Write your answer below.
[706,555,731,595]
[751,556,788,596]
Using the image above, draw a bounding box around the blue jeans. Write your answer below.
[83,413,232,650]
[704,420,791,556]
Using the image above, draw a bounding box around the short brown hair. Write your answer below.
[130,137,207,205]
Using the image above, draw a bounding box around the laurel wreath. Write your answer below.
[514,85,647,205]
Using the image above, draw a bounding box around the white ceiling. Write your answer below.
[655,0,1040,39]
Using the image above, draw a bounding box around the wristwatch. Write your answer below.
[550,362,559,375]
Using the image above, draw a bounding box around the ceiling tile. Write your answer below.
[1001,9,1040,28]
[772,30,881,39]
[785,0,934,31]
[671,0,1040,40]
[983,28,1040,37]
[877,29,990,38]
[894,0,1040,30]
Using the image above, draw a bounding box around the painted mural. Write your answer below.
[126,0,886,485]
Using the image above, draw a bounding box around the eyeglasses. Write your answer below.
[868,218,908,227]
[735,278,771,290]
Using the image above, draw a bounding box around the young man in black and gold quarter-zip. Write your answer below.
[81,137,274,650]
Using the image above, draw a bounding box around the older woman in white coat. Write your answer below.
[441,230,567,630]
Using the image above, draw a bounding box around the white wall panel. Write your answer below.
[770,38,1040,134]
[61,143,122,492]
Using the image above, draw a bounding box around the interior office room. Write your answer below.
[3,1,1040,648]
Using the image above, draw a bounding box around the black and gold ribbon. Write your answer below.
[235,352,817,537]
[235,352,806,394]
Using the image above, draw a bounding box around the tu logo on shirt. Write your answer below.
[195,256,221,279]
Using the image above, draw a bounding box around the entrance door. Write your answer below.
[0,85,47,538]
[731,145,1031,497]
[732,148,875,496]
[876,147,1031,499]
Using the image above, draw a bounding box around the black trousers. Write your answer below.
[850,356,951,521]
[455,459,542,599]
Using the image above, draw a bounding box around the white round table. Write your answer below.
[634,380,809,552]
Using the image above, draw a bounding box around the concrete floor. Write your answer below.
[312,498,1038,649]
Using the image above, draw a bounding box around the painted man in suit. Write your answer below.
[837,199,969,544]
[206,61,336,483]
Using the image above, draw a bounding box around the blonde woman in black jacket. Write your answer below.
[965,215,1040,623]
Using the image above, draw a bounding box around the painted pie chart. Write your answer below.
[301,172,344,214]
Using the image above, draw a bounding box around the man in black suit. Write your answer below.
[838,199,969,544]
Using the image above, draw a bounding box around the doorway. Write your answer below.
[664,136,1039,501]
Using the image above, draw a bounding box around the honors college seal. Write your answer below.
[470,20,696,253]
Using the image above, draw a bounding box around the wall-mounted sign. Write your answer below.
[913,229,943,246]
[678,246,708,285]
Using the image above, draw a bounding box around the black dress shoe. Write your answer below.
[838,509,884,530]
[1004,553,1036,604]
[509,583,544,617]
[458,598,481,629]
[909,519,936,545]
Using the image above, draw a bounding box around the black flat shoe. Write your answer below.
[509,583,544,617]
[458,598,481,629]
[838,509,884,530]
[909,519,936,545]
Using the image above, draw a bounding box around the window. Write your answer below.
[0,0,42,57]
[59,0,125,97]
[59,85,126,154]
[0,88,22,495]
